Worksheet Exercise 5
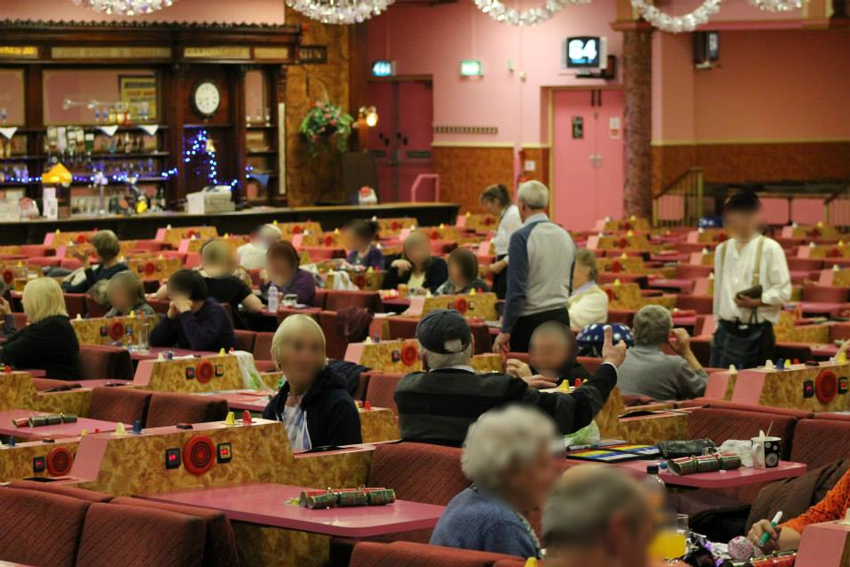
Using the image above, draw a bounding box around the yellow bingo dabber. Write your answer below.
[759,511,783,547]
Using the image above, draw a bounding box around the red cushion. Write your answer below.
[253,332,274,361]
[324,290,383,313]
[146,392,228,428]
[32,378,82,392]
[89,387,153,425]
[0,487,91,567]
[790,419,850,469]
[350,542,514,567]
[677,399,813,420]
[387,316,418,340]
[84,296,109,318]
[674,295,714,315]
[802,285,850,303]
[63,293,87,319]
[8,480,113,503]
[688,408,797,459]
[364,372,404,412]
[234,329,256,353]
[111,497,239,567]
[75,503,205,567]
[368,442,467,505]
[79,344,134,381]
[319,311,348,360]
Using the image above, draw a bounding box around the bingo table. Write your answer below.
[628,460,807,489]
[0,409,120,440]
[793,302,849,318]
[647,279,695,294]
[129,348,217,363]
[140,482,445,538]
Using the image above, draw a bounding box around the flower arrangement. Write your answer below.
[299,100,353,156]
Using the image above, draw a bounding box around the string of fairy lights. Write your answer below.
[2,129,236,189]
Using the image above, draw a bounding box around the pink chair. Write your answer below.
[60,258,82,271]
[63,293,87,318]
[324,290,383,313]
[28,257,62,268]
[801,285,850,303]
[84,296,109,318]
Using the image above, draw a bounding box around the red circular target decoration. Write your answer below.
[47,447,74,476]
[390,221,400,231]
[622,221,632,231]
[483,216,494,226]
[429,229,440,240]
[2,270,13,285]
[810,227,821,238]
[183,435,215,475]
[292,225,303,234]
[604,288,614,301]
[108,320,125,341]
[185,229,196,239]
[75,234,88,244]
[828,247,842,258]
[454,297,469,314]
[401,344,418,367]
[618,238,629,249]
[323,234,334,246]
[353,274,366,288]
[610,261,622,273]
[144,261,157,277]
[816,369,838,405]
[196,360,215,384]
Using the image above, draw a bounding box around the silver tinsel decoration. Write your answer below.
[631,0,722,33]
[474,0,591,26]
[286,0,394,24]
[71,0,177,16]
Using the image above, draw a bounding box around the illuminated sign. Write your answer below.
[459,59,483,77]
[371,60,395,77]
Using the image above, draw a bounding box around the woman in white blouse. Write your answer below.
[480,184,523,299]
[568,249,609,332]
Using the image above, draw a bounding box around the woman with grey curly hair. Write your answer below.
[429,406,560,558]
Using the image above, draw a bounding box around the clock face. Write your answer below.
[193,81,221,117]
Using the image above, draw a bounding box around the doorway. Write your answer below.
[551,88,624,230]
[367,78,434,202]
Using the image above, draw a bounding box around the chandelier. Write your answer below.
[286,0,394,24]
[71,0,177,15]
[474,0,591,26]
[747,0,801,11]
[630,0,722,33]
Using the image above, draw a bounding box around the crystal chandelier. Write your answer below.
[475,0,591,26]
[71,0,177,16]
[286,0,394,24]
[631,0,722,33]
[747,0,801,11]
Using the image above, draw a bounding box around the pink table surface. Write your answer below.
[195,390,274,412]
[73,379,132,388]
[792,302,849,318]
[0,409,120,440]
[811,343,839,359]
[139,482,445,537]
[622,459,806,489]
[647,278,694,293]
[671,316,698,328]
[649,253,690,263]
[130,347,216,362]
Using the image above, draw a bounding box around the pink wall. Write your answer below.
[368,1,622,146]
[653,29,850,144]
[0,0,285,25]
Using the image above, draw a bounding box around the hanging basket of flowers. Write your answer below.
[299,100,353,156]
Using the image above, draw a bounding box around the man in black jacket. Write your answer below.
[395,309,626,447]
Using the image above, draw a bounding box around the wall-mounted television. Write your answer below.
[563,36,608,71]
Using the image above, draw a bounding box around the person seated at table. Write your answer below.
[394,309,625,447]
[343,218,384,270]
[260,241,316,306]
[196,240,264,328]
[568,249,608,332]
[543,465,656,567]
[0,297,17,338]
[104,271,157,318]
[505,321,590,388]
[382,230,448,295]
[617,305,707,401]
[430,406,559,558]
[749,466,850,553]
[435,247,489,296]
[237,223,282,270]
[150,270,235,352]
[0,278,81,380]
[62,230,129,294]
[262,314,362,451]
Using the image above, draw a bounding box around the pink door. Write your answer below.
[368,79,434,202]
[552,89,624,230]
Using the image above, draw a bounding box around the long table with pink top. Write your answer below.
[0,410,121,440]
[139,482,445,538]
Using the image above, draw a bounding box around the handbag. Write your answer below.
[657,439,716,460]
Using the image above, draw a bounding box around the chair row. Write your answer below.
[0,480,238,567]
[88,387,229,429]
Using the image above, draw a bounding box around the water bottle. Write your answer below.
[643,465,666,512]
[267,284,279,312]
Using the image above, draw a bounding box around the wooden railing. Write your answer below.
[652,167,704,228]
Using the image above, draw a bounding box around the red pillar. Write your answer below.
[621,25,653,219]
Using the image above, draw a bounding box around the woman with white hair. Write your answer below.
[0,278,81,380]
[430,406,559,558]
[617,304,707,400]
[262,315,362,452]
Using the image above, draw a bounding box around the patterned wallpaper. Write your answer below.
[432,145,514,213]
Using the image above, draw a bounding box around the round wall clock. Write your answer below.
[191,80,221,118]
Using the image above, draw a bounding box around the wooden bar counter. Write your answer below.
[0,202,460,245]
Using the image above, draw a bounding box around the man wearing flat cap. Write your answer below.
[394,309,627,447]
[711,191,791,369]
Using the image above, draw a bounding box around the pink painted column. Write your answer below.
[621,24,654,219]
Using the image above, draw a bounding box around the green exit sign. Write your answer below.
[459,59,483,77]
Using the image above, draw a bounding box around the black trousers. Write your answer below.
[492,254,508,299]
[509,307,571,353]
[710,320,776,369]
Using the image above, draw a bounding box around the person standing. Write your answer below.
[480,184,523,299]
[711,192,791,369]
[493,180,576,353]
